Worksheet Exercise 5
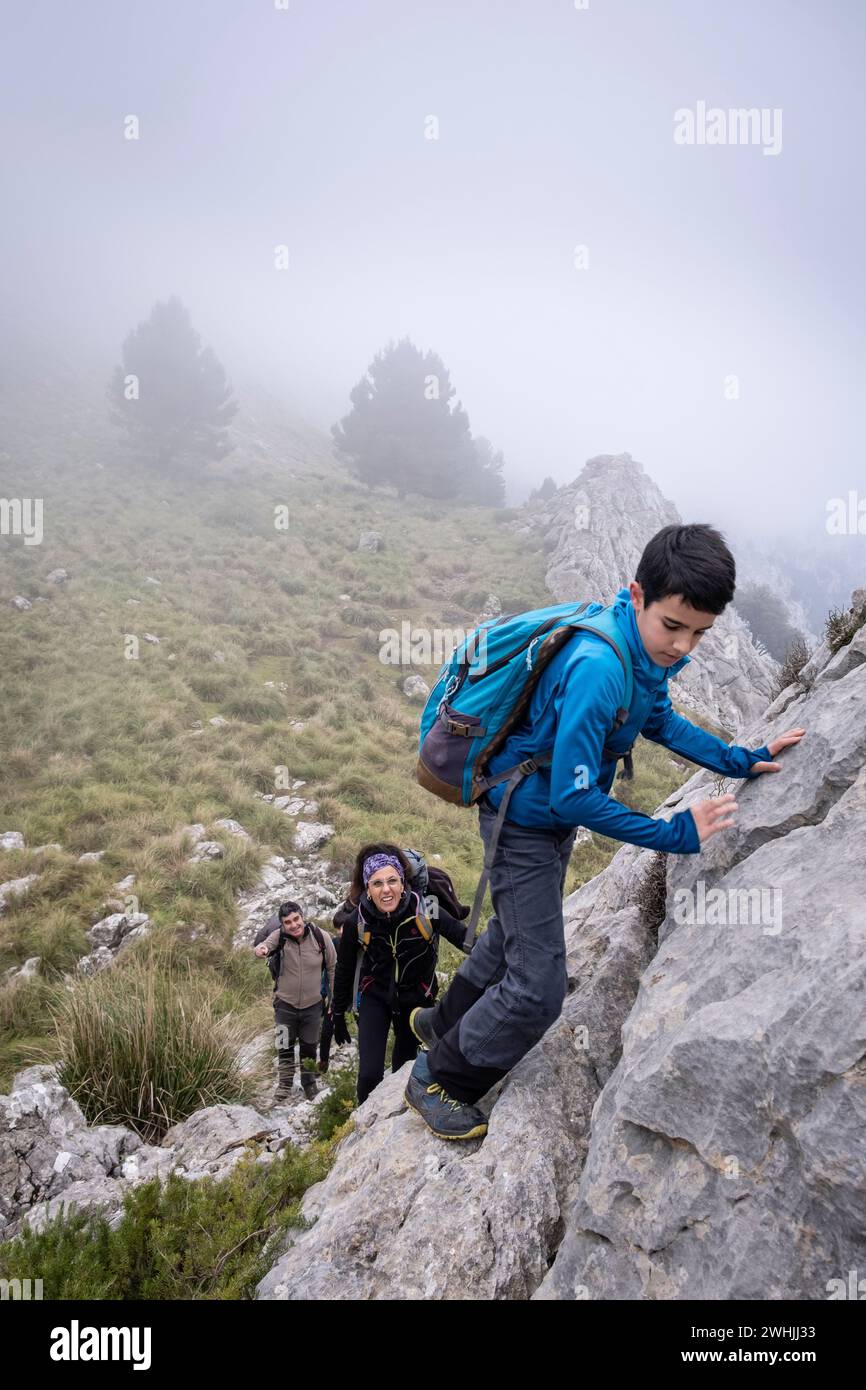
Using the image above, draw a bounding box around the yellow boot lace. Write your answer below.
[426,1082,464,1112]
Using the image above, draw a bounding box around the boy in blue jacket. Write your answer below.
[404,523,806,1140]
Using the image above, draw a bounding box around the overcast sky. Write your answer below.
[3,0,864,539]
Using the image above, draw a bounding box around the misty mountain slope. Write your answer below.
[256,587,865,1302]
[511,453,779,733]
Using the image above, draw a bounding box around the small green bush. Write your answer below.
[222,691,285,722]
[825,598,866,654]
[0,1143,330,1299]
[774,634,811,695]
[277,576,307,596]
[314,1057,359,1142]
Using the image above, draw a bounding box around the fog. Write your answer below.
[3,0,864,537]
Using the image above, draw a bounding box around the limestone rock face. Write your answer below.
[0,1066,151,1239]
[534,606,865,1301]
[0,1061,354,1237]
[516,454,778,732]
[256,590,865,1300]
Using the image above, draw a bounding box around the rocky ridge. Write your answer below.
[513,454,781,733]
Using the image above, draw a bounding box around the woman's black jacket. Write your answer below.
[331,885,466,1014]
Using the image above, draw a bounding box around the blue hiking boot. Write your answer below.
[409,1006,438,1050]
[403,1051,488,1141]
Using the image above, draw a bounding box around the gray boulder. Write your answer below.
[293,822,334,852]
[86,911,149,951]
[402,674,430,702]
[213,818,251,839]
[0,874,39,915]
[188,840,224,864]
[161,1105,279,1181]
[0,1065,151,1239]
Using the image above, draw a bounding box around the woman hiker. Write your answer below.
[330,845,468,1106]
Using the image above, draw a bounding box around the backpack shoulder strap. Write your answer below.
[308,922,333,1005]
[411,890,435,943]
[351,903,371,1017]
[567,609,634,715]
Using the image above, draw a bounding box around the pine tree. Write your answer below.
[107,296,237,472]
[463,436,506,506]
[529,475,557,502]
[331,337,480,501]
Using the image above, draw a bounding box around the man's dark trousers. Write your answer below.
[274,999,321,1091]
[426,802,578,1103]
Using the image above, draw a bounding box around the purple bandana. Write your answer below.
[362,852,405,885]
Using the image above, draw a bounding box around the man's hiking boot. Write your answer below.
[409,1006,438,1050]
[273,1083,294,1104]
[301,1078,318,1101]
[404,1051,488,1141]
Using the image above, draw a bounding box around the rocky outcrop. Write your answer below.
[233,853,344,948]
[77,911,151,975]
[357,531,383,552]
[0,1066,160,1238]
[515,454,778,733]
[0,874,40,915]
[0,1048,358,1239]
[257,588,865,1300]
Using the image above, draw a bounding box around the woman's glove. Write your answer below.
[332,1012,352,1046]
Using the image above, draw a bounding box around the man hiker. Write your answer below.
[405,523,806,1141]
[254,900,337,1104]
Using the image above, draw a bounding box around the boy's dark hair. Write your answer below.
[635,523,736,614]
[278,900,303,920]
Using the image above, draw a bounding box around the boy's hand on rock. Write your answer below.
[751,727,806,774]
[690,793,738,843]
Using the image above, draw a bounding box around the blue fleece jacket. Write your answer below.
[481,587,772,854]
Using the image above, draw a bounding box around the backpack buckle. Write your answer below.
[447,718,474,737]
